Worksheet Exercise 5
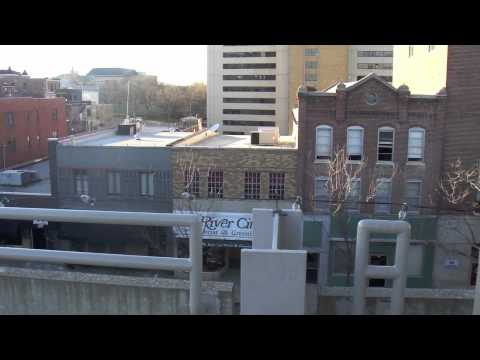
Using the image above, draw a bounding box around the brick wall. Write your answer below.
[443,45,480,167]
[298,76,446,214]
[172,147,297,201]
[0,98,67,168]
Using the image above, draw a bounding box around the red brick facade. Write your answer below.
[443,46,480,167]
[297,74,447,214]
[0,97,67,168]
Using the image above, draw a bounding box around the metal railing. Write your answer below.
[0,207,203,315]
[353,219,411,315]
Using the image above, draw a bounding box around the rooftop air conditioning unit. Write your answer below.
[0,170,40,186]
[257,127,279,145]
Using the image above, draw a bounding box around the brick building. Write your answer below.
[171,129,298,274]
[0,97,67,169]
[297,73,447,215]
[0,68,54,99]
[296,73,447,287]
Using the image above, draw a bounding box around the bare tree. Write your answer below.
[173,150,224,269]
[310,145,398,285]
[436,158,480,275]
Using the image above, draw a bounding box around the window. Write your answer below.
[369,254,388,287]
[140,172,155,196]
[244,171,260,199]
[375,179,392,213]
[471,247,479,286]
[27,136,31,147]
[347,126,364,161]
[346,179,361,211]
[405,181,422,213]
[269,172,285,200]
[74,170,88,195]
[408,127,425,162]
[107,171,121,195]
[409,45,414,57]
[223,86,275,92]
[223,98,275,104]
[305,72,318,82]
[223,63,276,69]
[305,61,318,69]
[380,76,393,82]
[305,48,320,56]
[314,177,330,210]
[315,125,332,160]
[6,137,16,152]
[357,63,392,70]
[52,109,58,121]
[223,109,275,115]
[332,242,354,276]
[223,120,276,127]
[223,51,276,58]
[208,169,224,198]
[407,244,424,276]
[377,127,394,162]
[52,130,58,137]
[223,75,276,81]
[428,45,435,52]
[184,169,199,197]
[357,51,393,57]
[5,112,14,127]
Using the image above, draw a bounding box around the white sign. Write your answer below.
[173,211,253,241]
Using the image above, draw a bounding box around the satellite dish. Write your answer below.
[208,123,220,132]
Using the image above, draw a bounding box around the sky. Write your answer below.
[0,45,207,86]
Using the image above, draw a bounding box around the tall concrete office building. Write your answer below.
[207,45,289,135]
[348,45,394,82]
[207,45,394,135]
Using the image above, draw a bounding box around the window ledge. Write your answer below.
[406,161,426,167]
[346,160,364,165]
[314,159,330,164]
[376,161,394,166]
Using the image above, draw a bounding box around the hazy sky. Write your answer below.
[0,45,207,86]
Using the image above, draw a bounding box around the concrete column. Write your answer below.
[241,249,307,315]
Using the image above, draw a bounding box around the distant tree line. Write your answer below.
[99,76,206,121]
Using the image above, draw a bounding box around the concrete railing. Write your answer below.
[0,207,203,314]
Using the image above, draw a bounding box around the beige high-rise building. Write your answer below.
[392,45,448,95]
[207,45,393,136]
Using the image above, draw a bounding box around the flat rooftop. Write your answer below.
[174,134,297,149]
[0,159,50,194]
[59,125,193,147]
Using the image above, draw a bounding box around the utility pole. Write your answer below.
[126,80,130,121]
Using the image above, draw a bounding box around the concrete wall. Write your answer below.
[317,286,474,315]
[0,266,234,315]
[55,145,172,212]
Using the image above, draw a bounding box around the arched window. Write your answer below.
[347,126,364,161]
[315,125,332,160]
[408,127,425,162]
[377,126,395,162]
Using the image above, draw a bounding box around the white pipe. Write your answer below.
[272,212,279,250]
[353,219,411,315]
[0,247,192,271]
